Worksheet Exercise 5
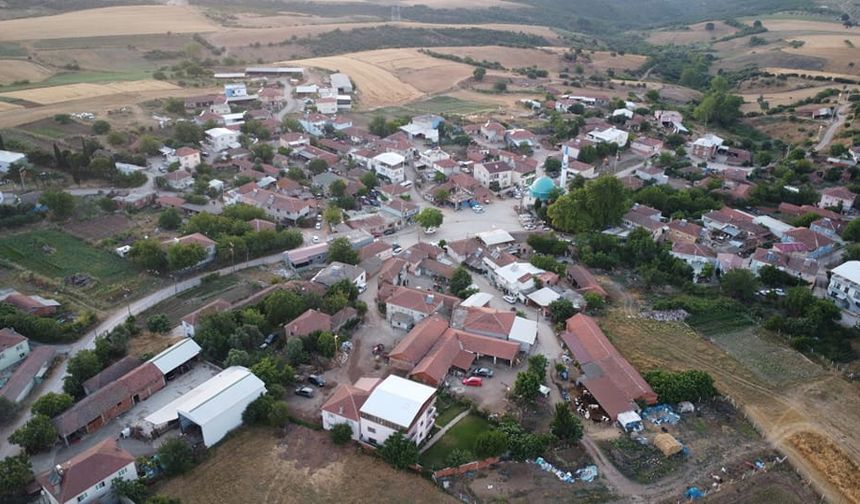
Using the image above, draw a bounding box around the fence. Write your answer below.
[432,457,501,480]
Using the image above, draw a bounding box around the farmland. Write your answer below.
[0,6,218,41]
[0,80,179,106]
[160,426,454,504]
[0,60,53,85]
[647,20,739,45]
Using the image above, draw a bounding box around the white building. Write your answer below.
[586,127,629,147]
[206,127,240,152]
[316,97,338,115]
[330,72,354,94]
[0,328,30,372]
[0,150,26,173]
[828,261,860,313]
[145,366,266,447]
[176,147,201,171]
[37,439,137,504]
[321,377,381,440]
[491,262,545,297]
[147,338,201,377]
[373,152,406,184]
[358,375,437,445]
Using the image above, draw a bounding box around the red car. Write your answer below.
[462,376,483,387]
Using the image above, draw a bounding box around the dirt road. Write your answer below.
[816,102,850,152]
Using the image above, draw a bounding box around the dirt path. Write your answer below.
[816,102,850,151]
[597,278,860,504]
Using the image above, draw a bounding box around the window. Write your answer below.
[96,481,106,490]
[366,426,376,433]
[77,492,88,502]
[118,468,128,477]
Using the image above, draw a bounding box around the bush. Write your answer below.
[445,448,474,467]
[644,369,717,403]
[378,432,418,469]
[146,314,171,334]
[550,402,583,443]
[473,430,508,458]
[0,397,18,426]
[92,120,111,135]
[157,438,195,476]
[30,392,73,418]
[330,423,353,445]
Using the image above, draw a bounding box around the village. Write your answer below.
[0,19,859,504]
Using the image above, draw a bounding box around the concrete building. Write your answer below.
[474,161,513,189]
[206,127,240,152]
[358,375,437,446]
[373,152,406,184]
[285,242,329,270]
[0,327,30,372]
[312,261,367,290]
[0,346,54,403]
[0,150,26,173]
[37,439,137,504]
[828,261,860,313]
[176,147,201,171]
[320,377,381,440]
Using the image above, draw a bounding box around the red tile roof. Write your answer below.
[460,307,515,338]
[82,356,143,395]
[37,439,135,504]
[181,298,231,327]
[0,327,26,352]
[566,265,607,298]
[389,315,449,368]
[321,383,375,422]
[286,309,332,337]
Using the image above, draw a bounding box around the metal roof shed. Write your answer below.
[359,375,435,429]
[147,338,202,376]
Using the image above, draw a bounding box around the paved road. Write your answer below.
[816,103,849,152]
[0,252,287,458]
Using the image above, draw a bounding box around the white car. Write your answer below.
[315,222,322,230]
[312,235,320,243]
[424,227,437,235]
[503,294,518,304]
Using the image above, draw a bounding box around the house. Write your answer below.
[381,198,419,220]
[490,262,545,297]
[164,233,217,264]
[358,375,437,445]
[419,147,451,169]
[810,218,845,242]
[359,240,393,263]
[653,110,687,133]
[330,72,353,93]
[388,315,520,387]
[400,114,442,143]
[176,147,201,171]
[561,136,595,162]
[505,129,537,150]
[299,113,330,136]
[0,290,60,316]
[474,161,513,190]
[259,86,285,107]
[312,261,367,290]
[561,314,657,421]
[0,346,55,403]
[164,169,193,190]
[0,327,30,372]
[54,363,166,444]
[285,309,331,338]
[279,132,311,150]
[321,377,381,440]
[670,242,716,277]
[144,366,266,447]
[563,160,596,182]
[690,134,724,159]
[630,137,663,157]
[0,150,26,173]
[828,261,860,313]
[783,227,835,259]
[206,127,240,152]
[37,439,137,504]
[373,152,406,184]
[566,265,607,298]
[383,286,458,329]
[622,204,665,237]
[316,96,338,114]
[586,127,629,147]
[452,306,537,351]
[819,186,855,211]
[346,213,396,237]
[285,242,329,270]
[181,298,231,338]
[480,121,506,142]
[665,219,703,245]
[635,165,668,185]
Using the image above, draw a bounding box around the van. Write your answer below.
[400,180,413,189]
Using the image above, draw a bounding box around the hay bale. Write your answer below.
[654,433,683,457]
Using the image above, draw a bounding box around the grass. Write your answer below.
[686,309,755,336]
[26,125,72,139]
[0,69,157,92]
[419,414,490,470]
[368,95,495,118]
[0,42,26,58]
[435,402,469,427]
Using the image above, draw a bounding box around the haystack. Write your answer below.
[654,433,683,457]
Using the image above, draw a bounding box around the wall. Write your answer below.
[0,340,29,371]
[199,387,265,447]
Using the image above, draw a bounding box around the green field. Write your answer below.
[369,95,494,118]
[0,42,26,58]
[0,69,157,93]
[419,414,491,470]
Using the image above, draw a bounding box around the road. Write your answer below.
[0,251,287,458]
[276,80,303,121]
[815,103,850,152]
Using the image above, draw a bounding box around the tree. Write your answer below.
[693,77,744,127]
[9,415,57,454]
[445,448,474,467]
[112,478,148,502]
[130,239,168,272]
[138,134,161,156]
[784,286,815,317]
[527,233,567,255]
[158,208,183,230]
[147,497,182,504]
[0,454,32,503]
[499,419,551,461]
[527,355,547,381]
[644,369,717,403]
[267,400,290,428]
[473,67,486,81]
[285,338,307,366]
[329,179,347,198]
[318,331,336,358]
[378,432,419,470]
[360,171,378,189]
[548,298,576,324]
[705,22,715,31]
[323,205,343,227]
[449,267,473,298]
[414,208,443,229]
[550,402,583,443]
[158,438,194,476]
[583,292,605,313]
[434,188,450,204]
[719,268,759,302]
[224,349,251,367]
[308,159,328,175]
[173,122,203,144]
[473,430,508,458]
[107,131,126,146]
[250,355,294,387]
[513,370,541,403]
[327,237,359,265]
[63,349,102,397]
[493,81,508,92]
[167,242,206,271]
[544,157,562,176]
[547,176,627,233]
[146,314,171,333]
[30,393,73,418]
[92,120,111,135]
[330,423,353,444]
[0,397,17,426]
[843,218,860,242]
[39,190,75,221]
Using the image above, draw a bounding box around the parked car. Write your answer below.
[294,386,315,398]
[315,222,322,230]
[471,368,494,378]
[259,332,278,349]
[308,374,326,387]
[503,294,518,304]
[312,235,320,243]
[392,243,403,255]
[424,227,437,235]
[383,228,396,235]
[462,376,483,387]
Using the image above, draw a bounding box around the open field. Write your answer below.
[744,115,820,144]
[739,84,839,111]
[290,48,484,108]
[294,0,522,6]
[160,426,454,504]
[647,21,738,45]
[430,45,564,71]
[0,102,23,112]
[0,60,53,85]
[0,80,179,105]
[599,308,860,504]
[761,19,860,34]
[0,6,218,42]
[582,51,648,73]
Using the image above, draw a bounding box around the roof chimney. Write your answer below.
[425,294,435,304]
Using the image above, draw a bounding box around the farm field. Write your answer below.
[647,20,738,44]
[744,115,819,144]
[761,67,860,81]
[599,310,860,504]
[160,426,455,504]
[0,59,53,85]
[0,6,218,42]
[0,80,179,105]
[0,102,23,112]
[429,45,565,71]
[738,84,840,112]
[299,0,521,7]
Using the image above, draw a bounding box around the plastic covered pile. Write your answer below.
[529,458,598,484]
[575,465,598,482]
[641,404,681,425]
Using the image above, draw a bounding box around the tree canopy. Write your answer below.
[548,176,627,233]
